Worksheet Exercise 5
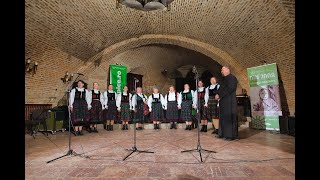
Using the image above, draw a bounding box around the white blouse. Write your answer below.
[193,87,205,107]
[103,90,118,108]
[131,93,147,111]
[163,91,178,110]
[116,92,132,111]
[204,84,220,106]
[147,93,165,112]
[88,89,104,109]
[177,90,196,108]
[69,87,91,109]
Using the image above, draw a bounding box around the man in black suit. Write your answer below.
[215,66,238,140]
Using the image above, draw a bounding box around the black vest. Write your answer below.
[136,94,145,104]
[121,93,129,102]
[198,89,205,100]
[181,90,192,101]
[91,90,100,100]
[208,85,219,96]
[75,88,86,100]
[107,91,116,101]
[152,94,161,103]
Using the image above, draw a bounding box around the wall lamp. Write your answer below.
[61,71,74,84]
[25,58,38,75]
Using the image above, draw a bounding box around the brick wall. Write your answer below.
[25,46,85,106]
[25,0,295,115]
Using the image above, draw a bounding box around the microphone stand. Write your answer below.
[47,74,82,163]
[181,66,216,163]
[123,79,154,161]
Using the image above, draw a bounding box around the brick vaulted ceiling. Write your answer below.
[25,0,295,114]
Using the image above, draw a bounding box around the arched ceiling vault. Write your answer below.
[25,0,295,113]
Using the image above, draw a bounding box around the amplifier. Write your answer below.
[279,116,295,136]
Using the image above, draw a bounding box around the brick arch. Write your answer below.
[80,34,250,91]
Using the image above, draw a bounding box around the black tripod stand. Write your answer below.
[181,66,216,163]
[123,78,154,161]
[47,74,83,163]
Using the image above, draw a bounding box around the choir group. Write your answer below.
[69,77,220,136]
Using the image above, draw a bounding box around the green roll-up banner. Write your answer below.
[247,63,282,131]
[109,64,127,93]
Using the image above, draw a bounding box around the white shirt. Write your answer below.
[116,92,132,111]
[147,93,165,112]
[163,91,178,110]
[131,93,147,111]
[205,84,220,106]
[177,90,196,108]
[103,90,118,108]
[193,87,205,107]
[69,87,91,109]
[88,89,104,109]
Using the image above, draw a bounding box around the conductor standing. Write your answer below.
[215,66,238,140]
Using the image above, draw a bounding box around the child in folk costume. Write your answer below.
[194,80,207,132]
[163,86,179,129]
[69,80,91,136]
[88,82,104,133]
[116,86,132,130]
[103,84,118,131]
[131,87,148,130]
[147,86,165,130]
[178,84,197,130]
[204,77,220,134]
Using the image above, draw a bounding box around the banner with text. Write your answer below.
[110,64,127,93]
[247,63,282,131]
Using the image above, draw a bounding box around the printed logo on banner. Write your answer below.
[110,64,127,93]
[247,63,282,131]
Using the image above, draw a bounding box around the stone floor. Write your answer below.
[25,125,295,179]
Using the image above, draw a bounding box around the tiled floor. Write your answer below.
[25,125,295,179]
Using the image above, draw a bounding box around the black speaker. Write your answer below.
[279,116,289,134]
[54,111,65,120]
[288,116,295,136]
[279,116,295,136]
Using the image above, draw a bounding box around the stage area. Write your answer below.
[26,125,295,179]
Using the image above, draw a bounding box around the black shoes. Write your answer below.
[93,128,98,133]
[215,135,223,138]
[154,124,160,129]
[204,125,207,132]
[122,125,126,130]
[212,128,219,134]
[200,125,207,132]
[125,124,128,130]
[103,124,107,130]
[106,125,113,131]
[80,130,84,136]
[185,125,192,130]
[74,131,83,136]
[224,137,235,141]
[171,123,177,129]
